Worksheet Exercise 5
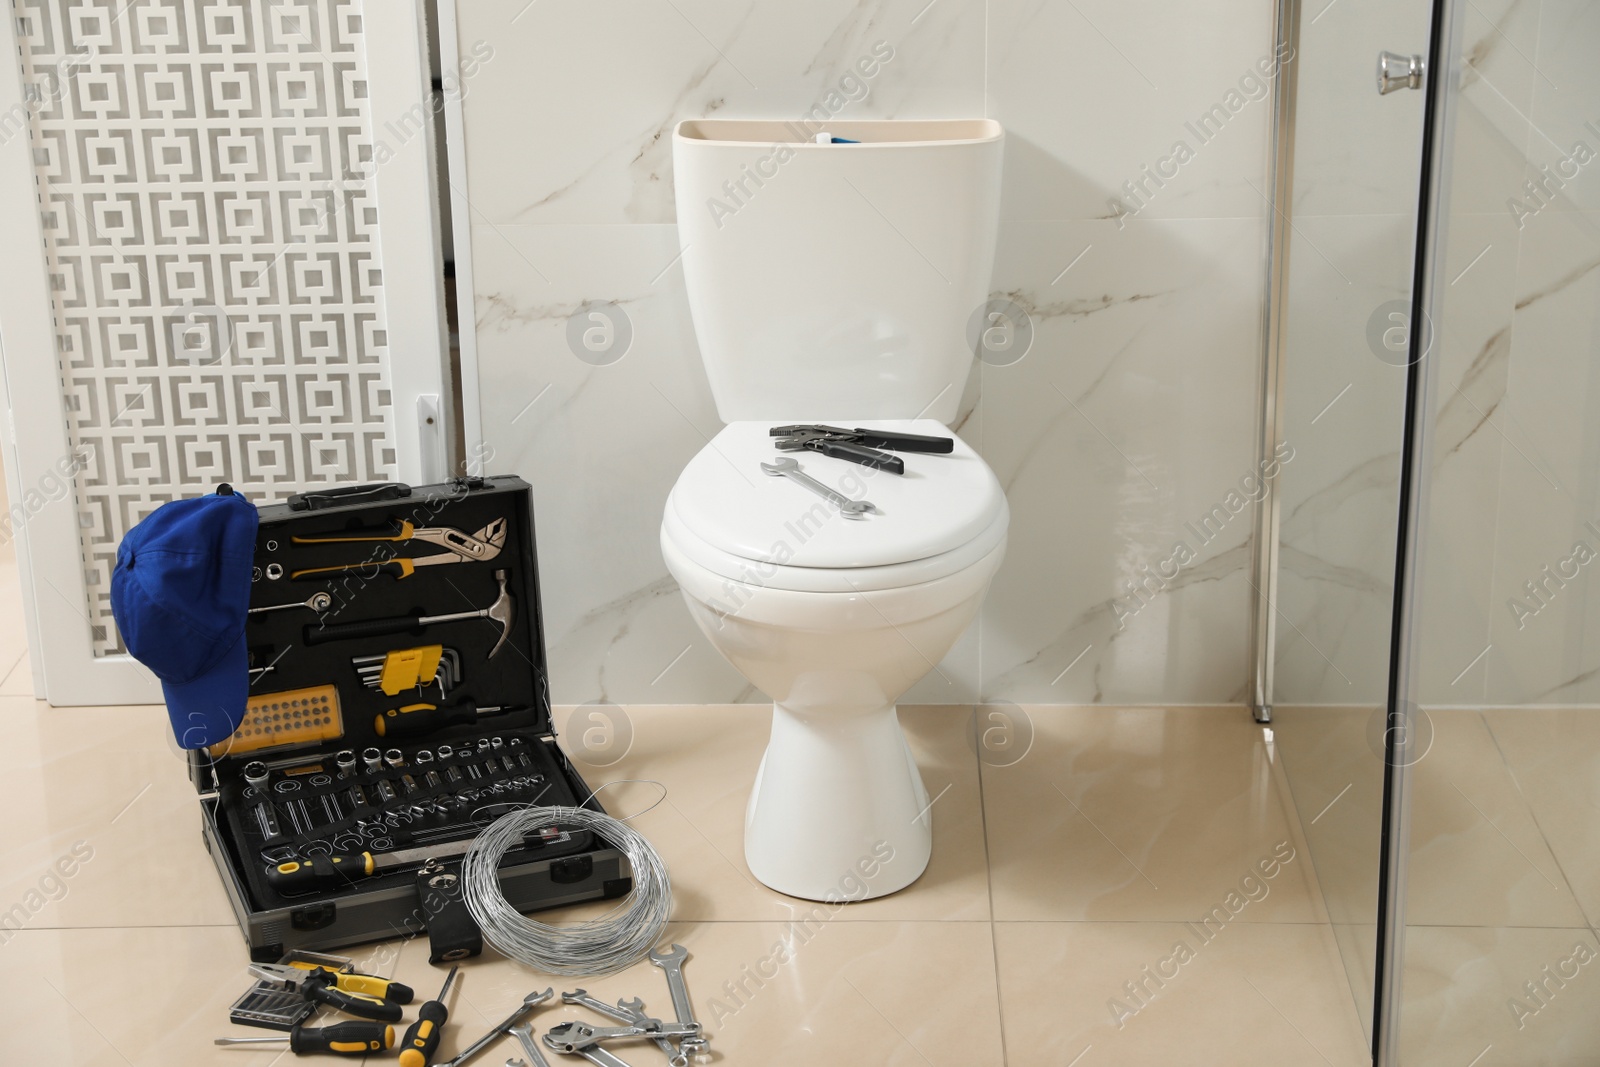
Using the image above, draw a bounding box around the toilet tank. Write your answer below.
[672,119,1003,425]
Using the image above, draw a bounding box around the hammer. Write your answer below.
[304,569,515,657]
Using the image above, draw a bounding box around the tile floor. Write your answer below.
[0,463,1373,1067]
[1276,704,1600,1066]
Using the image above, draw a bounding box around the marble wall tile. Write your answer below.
[978,216,1264,705]
[1272,213,1411,705]
[1522,0,1600,216]
[1483,211,1600,705]
[455,1,1278,706]
[455,0,987,227]
[987,0,1277,222]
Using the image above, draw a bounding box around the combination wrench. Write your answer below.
[760,456,876,519]
[648,944,708,1055]
[508,1023,553,1067]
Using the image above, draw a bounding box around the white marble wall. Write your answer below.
[451,0,1280,705]
[1272,0,1600,707]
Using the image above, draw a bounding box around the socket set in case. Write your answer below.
[186,476,631,961]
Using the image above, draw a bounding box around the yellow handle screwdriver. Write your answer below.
[399,965,459,1067]
[215,1020,395,1056]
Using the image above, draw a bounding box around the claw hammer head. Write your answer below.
[487,569,514,659]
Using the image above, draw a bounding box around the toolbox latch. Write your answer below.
[549,855,593,885]
[290,902,338,931]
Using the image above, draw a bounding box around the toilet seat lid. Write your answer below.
[668,419,1005,569]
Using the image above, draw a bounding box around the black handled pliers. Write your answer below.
[770,424,954,475]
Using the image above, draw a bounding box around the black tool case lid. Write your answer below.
[186,475,554,793]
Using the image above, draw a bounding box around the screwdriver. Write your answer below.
[374,700,521,739]
[399,965,459,1067]
[216,1020,395,1056]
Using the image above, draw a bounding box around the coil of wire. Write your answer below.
[460,804,670,975]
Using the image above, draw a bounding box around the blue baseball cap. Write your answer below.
[111,487,259,749]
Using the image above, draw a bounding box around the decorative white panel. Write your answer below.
[10,0,399,656]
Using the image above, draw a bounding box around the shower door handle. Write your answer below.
[1377,51,1426,95]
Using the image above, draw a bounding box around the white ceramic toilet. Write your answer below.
[663,119,1007,901]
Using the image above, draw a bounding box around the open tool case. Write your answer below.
[189,476,631,961]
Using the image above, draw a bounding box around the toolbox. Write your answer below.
[188,475,631,962]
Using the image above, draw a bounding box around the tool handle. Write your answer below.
[375,701,477,739]
[308,981,404,1023]
[398,999,451,1067]
[339,972,415,1004]
[813,438,904,474]
[850,427,955,453]
[292,558,416,581]
[290,1021,395,1056]
[264,852,375,894]
[305,613,428,646]
[292,520,414,544]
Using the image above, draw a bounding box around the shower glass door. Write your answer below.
[1393,0,1600,1062]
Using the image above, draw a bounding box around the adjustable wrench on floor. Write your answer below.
[539,1032,634,1067]
[559,992,683,1067]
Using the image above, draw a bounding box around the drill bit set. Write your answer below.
[183,476,630,961]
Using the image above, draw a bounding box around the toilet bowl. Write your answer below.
[667,117,1005,899]
[661,419,1007,899]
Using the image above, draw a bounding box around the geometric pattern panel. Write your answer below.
[11,0,398,655]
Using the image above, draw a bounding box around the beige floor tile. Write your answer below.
[1483,707,1600,926]
[1271,706,1385,927]
[0,647,33,696]
[3,926,261,1067]
[982,706,1324,922]
[1404,708,1585,927]
[1401,925,1600,1067]
[254,920,1001,1067]
[994,920,1370,1067]
[0,557,28,674]
[0,698,237,929]
[551,703,993,921]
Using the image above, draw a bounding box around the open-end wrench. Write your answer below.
[615,997,684,1067]
[508,1024,553,1067]
[648,944,708,1055]
[760,456,875,519]
[540,1031,633,1067]
[560,990,639,1026]
[439,987,554,1067]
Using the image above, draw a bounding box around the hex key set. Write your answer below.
[186,476,631,962]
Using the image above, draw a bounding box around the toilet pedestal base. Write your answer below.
[743,702,932,901]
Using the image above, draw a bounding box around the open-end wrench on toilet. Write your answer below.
[760,456,875,519]
[648,944,709,1055]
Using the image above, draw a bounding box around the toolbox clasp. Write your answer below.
[289,901,339,931]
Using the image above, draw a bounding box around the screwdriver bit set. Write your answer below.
[186,476,630,962]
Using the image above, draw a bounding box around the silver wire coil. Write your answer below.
[460,804,671,975]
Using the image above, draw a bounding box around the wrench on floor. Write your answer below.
[760,456,876,519]
[648,944,708,1055]
[540,1031,634,1067]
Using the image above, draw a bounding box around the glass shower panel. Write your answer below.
[1268,0,1431,1046]
[1400,0,1600,1062]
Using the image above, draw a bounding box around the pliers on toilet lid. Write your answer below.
[769,423,954,475]
[288,516,507,580]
